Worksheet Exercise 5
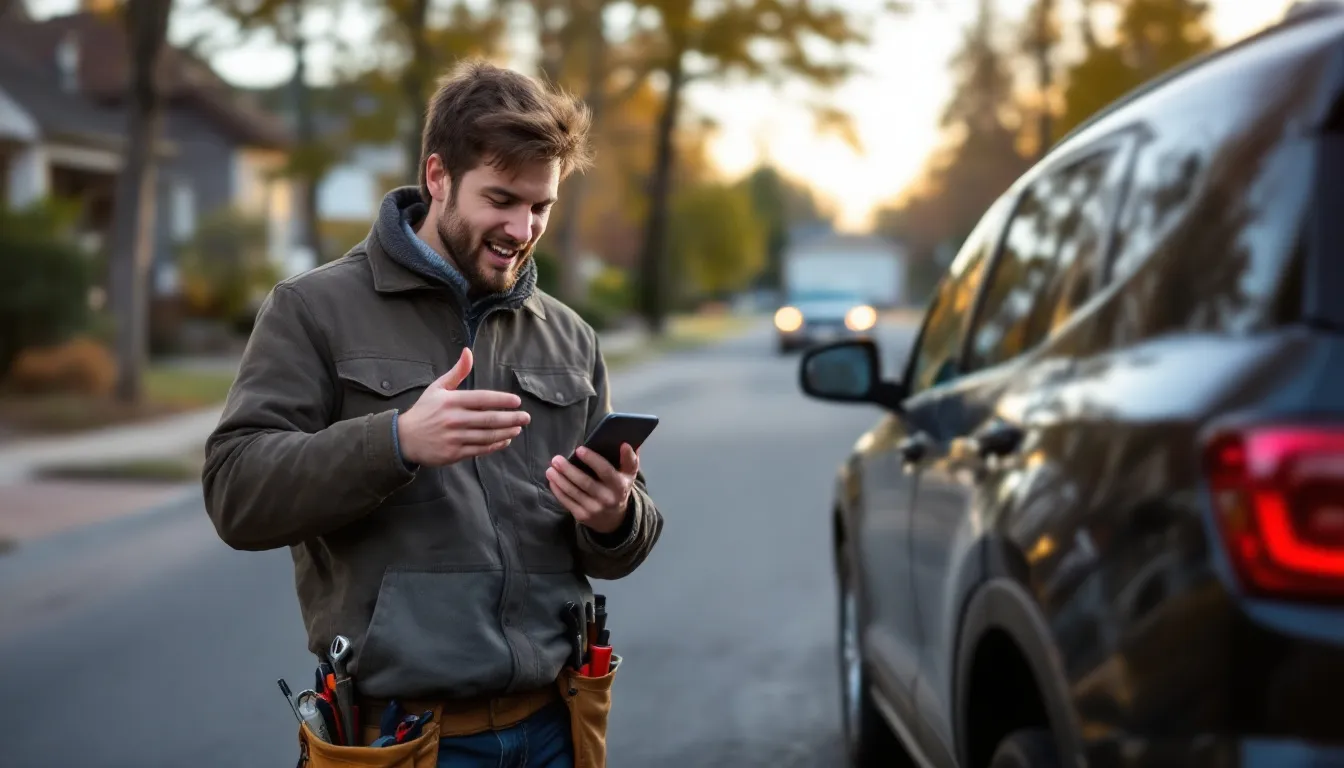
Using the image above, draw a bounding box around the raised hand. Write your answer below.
[396,348,531,467]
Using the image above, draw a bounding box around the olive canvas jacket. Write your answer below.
[201,189,663,701]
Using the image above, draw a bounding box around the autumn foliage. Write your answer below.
[877,0,1218,302]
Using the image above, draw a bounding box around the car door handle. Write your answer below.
[971,421,1024,458]
[897,433,933,464]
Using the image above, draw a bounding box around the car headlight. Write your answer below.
[775,306,804,333]
[845,305,877,332]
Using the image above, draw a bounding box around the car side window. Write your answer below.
[906,196,1009,395]
[965,149,1124,371]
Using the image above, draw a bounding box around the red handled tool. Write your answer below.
[588,629,612,677]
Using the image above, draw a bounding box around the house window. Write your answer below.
[171,179,196,242]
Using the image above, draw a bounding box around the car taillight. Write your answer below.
[1205,426,1344,600]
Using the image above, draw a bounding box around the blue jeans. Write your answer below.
[436,700,574,768]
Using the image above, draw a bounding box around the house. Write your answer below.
[246,82,410,258]
[0,0,311,293]
[0,42,138,255]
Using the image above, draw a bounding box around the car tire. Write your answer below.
[837,541,914,768]
[988,729,1060,768]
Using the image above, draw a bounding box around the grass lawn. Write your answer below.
[0,366,236,437]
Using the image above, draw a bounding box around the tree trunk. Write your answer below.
[289,12,325,264]
[401,0,431,183]
[1079,0,1097,49]
[1033,0,1055,159]
[109,0,172,403]
[636,49,686,337]
[553,0,607,306]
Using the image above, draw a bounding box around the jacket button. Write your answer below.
[381,381,391,390]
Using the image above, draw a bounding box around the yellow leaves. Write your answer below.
[668,182,766,295]
[811,104,863,154]
[1057,0,1215,137]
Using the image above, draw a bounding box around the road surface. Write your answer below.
[0,318,916,768]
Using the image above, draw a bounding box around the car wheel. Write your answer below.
[837,541,912,768]
[988,729,1060,768]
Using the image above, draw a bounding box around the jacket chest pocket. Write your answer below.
[335,357,443,507]
[511,367,596,491]
[335,358,436,419]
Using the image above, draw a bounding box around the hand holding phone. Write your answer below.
[546,413,658,535]
[567,412,659,479]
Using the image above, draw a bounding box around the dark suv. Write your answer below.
[798,6,1344,768]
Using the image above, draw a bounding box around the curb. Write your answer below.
[0,484,200,561]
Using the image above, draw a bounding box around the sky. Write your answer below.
[30,0,1305,230]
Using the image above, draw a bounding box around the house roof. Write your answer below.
[0,10,291,150]
[0,43,126,149]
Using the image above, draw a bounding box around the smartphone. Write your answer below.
[567,412,660,478]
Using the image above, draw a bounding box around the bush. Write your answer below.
[177,208,280,325]
[533,249,561,295]
[580,266,633,331]
[5,336,117,396]
[0,201,94,378]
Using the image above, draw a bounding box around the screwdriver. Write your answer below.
[277,679,302,723]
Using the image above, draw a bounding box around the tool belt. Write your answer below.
[291,595,621,768]
[296,661,621,768]
[357,685,561,740]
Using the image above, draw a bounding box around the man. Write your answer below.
[202,60,663,766]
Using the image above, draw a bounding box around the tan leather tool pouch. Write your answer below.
[556,655,621,768]
[296,715,440,768]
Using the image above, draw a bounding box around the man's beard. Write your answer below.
[436,203,531,298]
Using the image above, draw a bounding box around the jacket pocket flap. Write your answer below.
[513,369,596,407]
[337,358,436,397]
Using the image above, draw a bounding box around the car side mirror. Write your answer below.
[799,339,906,409]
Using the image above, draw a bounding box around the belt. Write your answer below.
[356,684,561,743]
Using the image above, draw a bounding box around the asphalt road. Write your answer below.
[0,318,916,768]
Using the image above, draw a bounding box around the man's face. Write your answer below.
[430,157,560,297]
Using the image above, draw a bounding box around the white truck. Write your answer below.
[774,234,907,353]
[782,234,906,308]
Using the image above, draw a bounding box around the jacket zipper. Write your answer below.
[462,305,522,691]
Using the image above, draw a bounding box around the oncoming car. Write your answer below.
[774,289,878,354]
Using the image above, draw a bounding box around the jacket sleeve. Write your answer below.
[574,335,665,579]
[201,283,416,551]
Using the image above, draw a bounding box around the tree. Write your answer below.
[383,0,508,178]
[874,0,1028,299]
[523,0,621,306]
[668,182,765,300]
[628,0,872,335]
[1020,0,1061,158]
[212,0,337,264]
[740,164,828,291]
[1057,0,1214,138]
[107,0,173,402]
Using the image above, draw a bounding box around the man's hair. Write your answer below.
[420,59,594,203]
